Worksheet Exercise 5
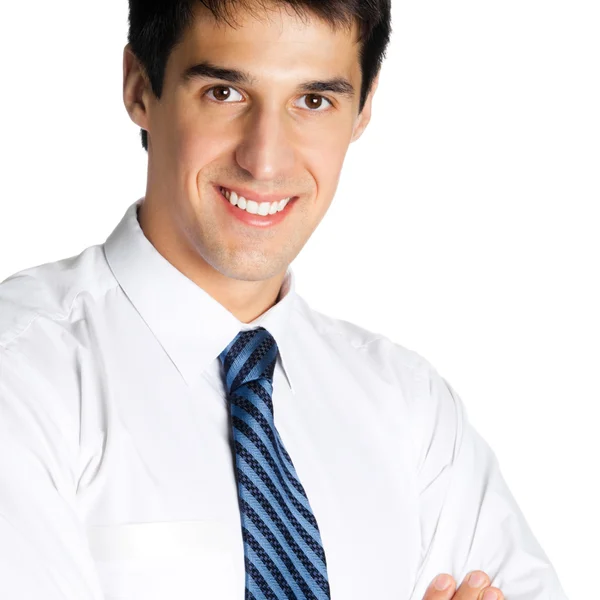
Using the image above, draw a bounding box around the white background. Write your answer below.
[1,1,598,598]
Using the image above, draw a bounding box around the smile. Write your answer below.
[220,186,293,216]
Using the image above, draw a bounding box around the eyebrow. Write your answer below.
[180,60,355,99]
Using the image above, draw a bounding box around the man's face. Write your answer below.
[127,2,377,283]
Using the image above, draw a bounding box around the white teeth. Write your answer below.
[257,202,271,216]
[221,187,292,215]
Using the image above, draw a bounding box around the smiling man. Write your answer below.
[0,1,568,599]
[133,1,369,323]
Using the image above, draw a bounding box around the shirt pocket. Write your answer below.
[86,520,241,600]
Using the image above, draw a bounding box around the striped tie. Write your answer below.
[218,327,331,599]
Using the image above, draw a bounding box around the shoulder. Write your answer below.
[0,244,116,350]
[292,295,462,458]
[292,293,441,387]
[0,245,117,489]
[0,245,117,439]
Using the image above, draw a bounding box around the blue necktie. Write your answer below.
[219,327,331,599]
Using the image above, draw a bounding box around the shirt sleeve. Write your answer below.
[0,345,106,599]
[407,362,569,600]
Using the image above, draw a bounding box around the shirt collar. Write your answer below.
[103,198,298,393]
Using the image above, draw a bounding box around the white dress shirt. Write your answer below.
[0,198,568,600]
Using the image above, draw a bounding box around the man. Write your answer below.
[0,1,568,599]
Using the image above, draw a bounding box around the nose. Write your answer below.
[235,104,295,182]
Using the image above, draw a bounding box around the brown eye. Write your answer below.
[213,86,230,101]
[295,94,333,112]
[205,86,244,103]
[305,95,323,109]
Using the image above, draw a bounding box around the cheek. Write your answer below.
[170,99,232,175]
[307,139,348,195]
[175,127,229,184]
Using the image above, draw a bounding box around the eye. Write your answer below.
[294,94,333,112]
[205,85,244,103]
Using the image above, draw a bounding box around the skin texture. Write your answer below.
[123,1,377,323]
[123,5,506,599]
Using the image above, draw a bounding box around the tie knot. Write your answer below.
[219,327,278,394]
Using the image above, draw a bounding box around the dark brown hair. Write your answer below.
[127,0,392,151]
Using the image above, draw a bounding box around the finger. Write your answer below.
[421,573,457,599]
[478,587,505,600]
[452,570,491,599]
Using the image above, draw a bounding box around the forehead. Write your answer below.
[172,2,362,82]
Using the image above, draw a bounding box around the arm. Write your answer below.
[0,346,105,599]
[407,362,569,600]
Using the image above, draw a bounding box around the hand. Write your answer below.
[422,570,504,600]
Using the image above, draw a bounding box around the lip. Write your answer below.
[215,185,297,229]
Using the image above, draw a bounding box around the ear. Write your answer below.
[350,72,380,143]
[122,43,152,132]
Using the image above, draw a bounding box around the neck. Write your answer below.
[137,199,286,324]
